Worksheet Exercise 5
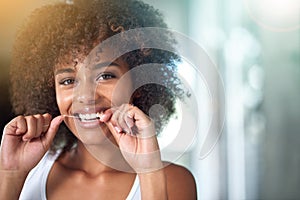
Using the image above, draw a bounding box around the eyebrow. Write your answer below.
[55,62,120,75]
[55,68,75,75]
[93,62,120,70]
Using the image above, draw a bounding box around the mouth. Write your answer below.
[68,107,109,129]
[69,111,103,129]
[73,112,101,122]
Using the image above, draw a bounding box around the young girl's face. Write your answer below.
[54,50,133,145]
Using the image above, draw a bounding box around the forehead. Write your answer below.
[54,47,128,73]
[54,55,128,76]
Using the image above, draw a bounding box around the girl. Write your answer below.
[0,0,196,199]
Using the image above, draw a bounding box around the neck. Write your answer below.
[60,141,133,176]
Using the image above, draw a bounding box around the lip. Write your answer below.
[70,106,109,129]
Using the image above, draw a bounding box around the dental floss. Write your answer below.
[62,114,78,118]
[62,112,102,119]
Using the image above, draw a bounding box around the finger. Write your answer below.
[102,107,123,133]
[99,108,122,132]
[42,113,52,132]
[118,106,134,134]
[127,106,152,128]
[126,106,156,139]
[99,109,113,122]
[110,108,123,132]
[41,115,63,149]
[23,116,38,141]
[34,114,45,136]
[100,107,130,134]
[103,120,122,144]
[115,105,129,133]
[4,115,27,136]
[125,114,134,129]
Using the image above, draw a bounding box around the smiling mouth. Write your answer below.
[73,112,101,122]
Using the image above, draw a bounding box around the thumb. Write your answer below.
[42,115,63,149]
[99,109,122,144]
[104,120,122,145]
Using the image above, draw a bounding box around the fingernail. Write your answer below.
[54,117,63,124]
[114,126,122,133]
[127,113,133,118]
[99,115,104,121]
[97,112,105,121]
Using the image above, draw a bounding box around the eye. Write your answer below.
[96,73,116,81]
[59,78,76,85]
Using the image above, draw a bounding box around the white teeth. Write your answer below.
[78,113,99,121]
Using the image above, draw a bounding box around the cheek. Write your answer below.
[114,86,132,104]
[55,87,73,114]
[109,80,133,105]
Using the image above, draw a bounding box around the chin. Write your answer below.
[74,124,116,146]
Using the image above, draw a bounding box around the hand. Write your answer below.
[99,104,163,173]
[0,113,63,174]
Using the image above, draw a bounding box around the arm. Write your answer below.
[0,114,62,199]
[138,163,197,200]
[100,104,197,199]
[164,163,197,200]
[0,170,28,200]
[138,169,168,200]
[100,104,169,199]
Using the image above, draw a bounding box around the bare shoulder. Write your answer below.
[163,162,197,200]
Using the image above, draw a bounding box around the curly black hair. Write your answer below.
[10,0,185,153]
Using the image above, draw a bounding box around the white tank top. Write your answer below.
[19,152,141,200]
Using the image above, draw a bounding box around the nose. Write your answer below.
[74,79,97,105]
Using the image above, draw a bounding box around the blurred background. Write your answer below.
[0,0,299,199]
